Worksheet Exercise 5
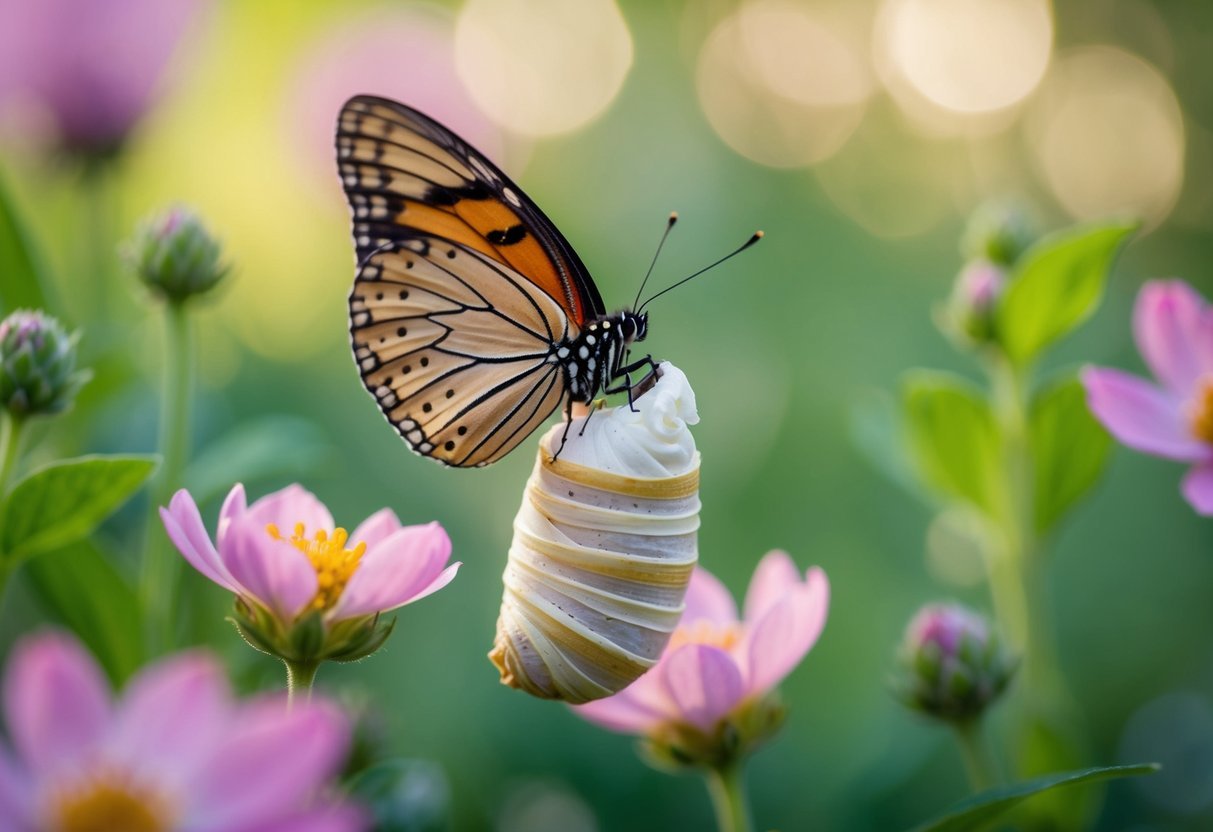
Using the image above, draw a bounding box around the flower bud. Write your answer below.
[0,310,90,417]
[125,206,229,302]
[961,201,1034,267]
[894,603,1015,723]
[944,260,1007,344]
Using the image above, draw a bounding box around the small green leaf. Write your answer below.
[186,415,328,507]
[1031,374,1112,533]
[23,539,144,683]
[908,764,1159,832]
[996,220,1138,365]
[0,171,49,312]
[902,371,1004,518]
[1,455,157,560]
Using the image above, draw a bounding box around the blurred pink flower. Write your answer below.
[0,0,205,154]
[1082,280,1213,514]
[161,484,459,624]
[0,631,363,831]
[288,8,506,186]
[905,603,989,656]
[574,551,829,738]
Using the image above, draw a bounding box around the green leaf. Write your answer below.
[1031,374,1112,533]
[0,170,49,312]
[908,763,1158,832]
[996,220,1137,365]
[186,415,328,507]
[1,455,157,560]
[23,539,144,683]
[902,371,1004,518]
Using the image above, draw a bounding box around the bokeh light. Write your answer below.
[876,0,1053,119]
[696,0,872,168]
[289,6,508,188]
[454,0,632,138]
[1025,46,1185,227]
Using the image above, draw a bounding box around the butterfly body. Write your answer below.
[339,95,655,468]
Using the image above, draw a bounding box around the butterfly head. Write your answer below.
[620,311,648,344]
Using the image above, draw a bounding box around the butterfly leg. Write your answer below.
[605,354,660,412]
[552,396,575,462]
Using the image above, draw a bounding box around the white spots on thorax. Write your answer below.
[578,346,589,359]
[585,335,596,345]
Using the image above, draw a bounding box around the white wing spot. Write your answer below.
[585,335,596,345]
[557,347,570,359]
[502,187,522,207]
[578,346,589,359]
[407,430,423,444]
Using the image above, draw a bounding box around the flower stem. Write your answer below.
[140,299,193,654]
[705,762,754,832]
[0,415,25,612]
[0,414,25,496]
[285,660,320,707]
[953,719,999,792]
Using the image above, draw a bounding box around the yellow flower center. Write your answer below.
[1190,381,1213,444]
[667,619,743,653]
[266,522,367,612]
[50,773,171,832]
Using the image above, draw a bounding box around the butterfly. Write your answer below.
[337,95,665,468]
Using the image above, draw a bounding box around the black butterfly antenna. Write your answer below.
[636,229,764,313]
[632,211,679,311]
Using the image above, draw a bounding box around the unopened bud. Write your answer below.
[125,206,229,302]
[945,260,1007,344]
[0,310,89,417]
[894,603,1016,723]
[961,201,1035,267]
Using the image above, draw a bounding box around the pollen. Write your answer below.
[1190,381,1213,445]
[667,619,742,653]
[50,772,172,832]
[267,522,368,612]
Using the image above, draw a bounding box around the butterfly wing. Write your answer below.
[336,95,605,325]
[351,234,570,467]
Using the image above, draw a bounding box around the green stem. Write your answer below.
[285,660,320,707]
[954,719,999,792]
[140,300,193,654]
[80,161,115,325]
[985,356,1065,699]
[705,762,753,832]
[0,414,25,495]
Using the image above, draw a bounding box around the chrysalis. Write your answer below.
[489,363,700,703]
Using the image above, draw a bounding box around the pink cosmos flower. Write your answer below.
[0,0,206,154]
[0,631,363,831]
[161,483,458,629]
[574,551,829,739]
[1081,279,1213,514]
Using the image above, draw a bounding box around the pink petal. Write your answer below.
[110,653,230,786]
[660,644,744,732]
[1081,367,1210,461]
[571,672,674,734]
[331,523,454,619]
[161,490,239,593]
[681,566,738,627]
[1133,280,1210,396]
[1182,464,1213,515]
[246,485,334,537]
[350,508,402,550]
[743,550,800,623]
[223,518,317,620]
[0,745,32,827]
[3,632,111,777]
[216,483,248,549]
[743,567,830,695]
[190,698,349,830]
[235,804,368,832]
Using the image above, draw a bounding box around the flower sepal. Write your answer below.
[642,694,786,772]
[230,598,397,665]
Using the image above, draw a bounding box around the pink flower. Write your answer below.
[574,551,829,744]
[0,631,363,831]
[905,604,989,656]
[161,484,459,662]
[1081,279,1213,514]
[0,0,206,154]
